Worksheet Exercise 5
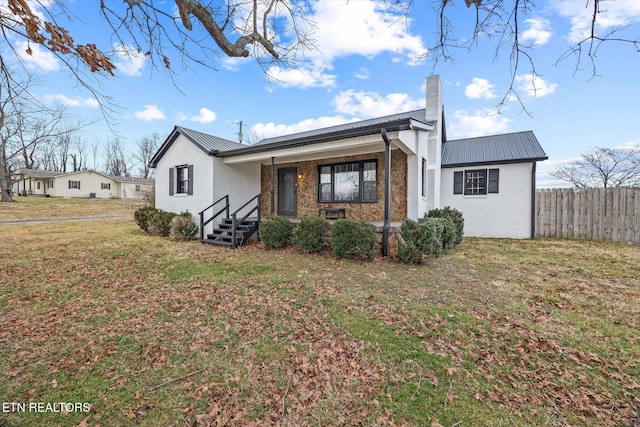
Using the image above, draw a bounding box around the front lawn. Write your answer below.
[0,202,638,426]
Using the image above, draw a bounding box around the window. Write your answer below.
[135,184,141,192]
[68,180,80,189]
[101,183,111,190]
[47,180,54,189]
[36,182,41,190]
[453,168,500,195]
[465,169,486,195]
[317,160,377,203]
[169,165,193,196]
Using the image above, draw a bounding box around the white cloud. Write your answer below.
[113,43,147,77]
[43,93,99,108]
[514,74,558,98]
[552,1,640,43]
[14,41,60,72]
[447,109,513,139]
[268,1,426,88]
[464,78,497,100]
[134,104,165,121]
[189,107,217,124]
[333,90,422,118]
[267,64,337,89]
[520,18,552,46]
[251,116,360,139]
[354,67,370,80]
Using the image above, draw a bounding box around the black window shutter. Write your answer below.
[68,180,71,189]
[169,167,174,196]
[78,181,80,190]
[453,171,463,194]
[488,168,499,193]
[187,165,194,195]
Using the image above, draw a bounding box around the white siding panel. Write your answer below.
[440,163,533,239]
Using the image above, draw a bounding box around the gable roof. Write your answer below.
[217,109,434,158]
[12,169,64,179]
[441,131,547,167]
[150,126,244,167]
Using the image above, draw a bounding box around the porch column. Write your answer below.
[270,157,275,215]
[381,129,392,257]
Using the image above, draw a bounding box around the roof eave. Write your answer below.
[218,118,432,158]
[441,156,548,168]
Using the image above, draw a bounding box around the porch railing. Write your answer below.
[231,194,261,248]
[198,195,229,242]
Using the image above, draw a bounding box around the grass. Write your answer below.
[0,196,141,222]
[0,198,638,426]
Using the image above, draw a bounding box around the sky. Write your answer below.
[4,0,640,187]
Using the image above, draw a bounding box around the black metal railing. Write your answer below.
[231,194,261,248]
[198,195,229,241]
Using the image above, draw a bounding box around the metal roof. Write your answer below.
[218,109,434,158]
[12,169,64,179]
[150,126,244,167]
[176,126,244,153]
[441,131,547,167]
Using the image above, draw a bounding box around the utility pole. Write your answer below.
[234,120,243,144]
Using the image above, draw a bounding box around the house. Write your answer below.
[149,75,548,252]
[11,169,154,199]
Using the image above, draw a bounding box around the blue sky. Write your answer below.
[5,0,640,186]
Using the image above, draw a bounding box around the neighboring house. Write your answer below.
[150,75,547,250]
[11,169,154,200]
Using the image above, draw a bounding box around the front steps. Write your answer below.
[202,218,259,248]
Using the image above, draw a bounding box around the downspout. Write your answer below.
[381,129,391,257]
[270,157,275,215]
[531,161,537,239]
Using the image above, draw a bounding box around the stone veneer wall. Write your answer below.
[260,150,408,222]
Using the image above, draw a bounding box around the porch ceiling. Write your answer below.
[221,131,415,165]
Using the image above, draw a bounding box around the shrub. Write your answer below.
[170,211,198,240]
[398,217,445,263]
[432,216,457,250]
[134,206,157,232]
[331,219,376,260]
[258,215,294,248]
[147,209,177,237]
[427,206,464,245]
[292,216,330,253]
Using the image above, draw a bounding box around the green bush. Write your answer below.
[427,206,464,245]
[398,217,446,263]
[331,219,376,260]
[432,216,457,250]
[134,206,158,232]
[258,215,294,248]
[170,211,198,240]
[147,209,177,237]
[292,216,330,253]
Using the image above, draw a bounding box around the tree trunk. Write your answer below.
[0,146,14,202]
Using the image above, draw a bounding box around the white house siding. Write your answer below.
[155,134,214,220]
[212,161,260,220]
[53,171,119,199]
[440,162,535,239]
[119,181,153,199]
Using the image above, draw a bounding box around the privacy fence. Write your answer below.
[535,187,640,245]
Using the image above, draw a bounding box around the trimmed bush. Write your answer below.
[292,216,330,253]
[170,211,198,240]
[258,215,294,248]
[432,216,457,250]
[398,217,446,263]
[147,209,177,237]
[134,206,157,232]
[331,219,376,260]
[427,206,464,245]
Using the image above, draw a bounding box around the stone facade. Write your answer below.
[260,150,408,222]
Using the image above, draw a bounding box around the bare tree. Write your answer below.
[103,138,130,177]
[0,70,80,201]
[133,133,161,179]
[70,139,88,172]
[550,146,640,189]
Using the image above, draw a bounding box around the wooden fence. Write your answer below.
[535,187,640,245]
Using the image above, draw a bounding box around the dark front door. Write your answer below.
[278,167,297,217]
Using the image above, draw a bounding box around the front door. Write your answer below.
[278,167,297,217]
